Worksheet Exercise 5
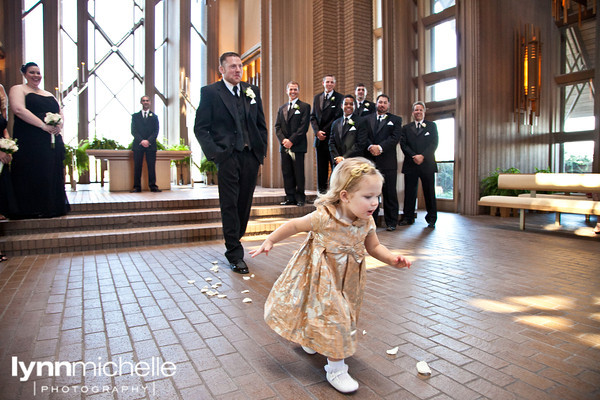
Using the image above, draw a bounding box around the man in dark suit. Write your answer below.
[355,83,374,117]
[400,101,439,228]
[329,94,367,166]
[274,81,310,206]
[131,95,161,192]
[194,52,268,274]
[364,94,402,231]
[310,75,343,193]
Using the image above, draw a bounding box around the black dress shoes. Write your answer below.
[297,201,305,207]
[280,200,296,205]
[427,223,436,229]
[399,219,414,226]
[130,188,141,193]
[230,259,249,274]
[386,226,396,231]
[150,187,162,192]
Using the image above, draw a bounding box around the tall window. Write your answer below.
[23,1,45,87]
[373,0,383,97]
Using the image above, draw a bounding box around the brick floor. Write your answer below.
[0,204,598,399]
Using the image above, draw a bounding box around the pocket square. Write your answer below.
[349,126,357,131]
[387,121,394,125]
[250,99,256,105]
[424,132,430,136]
[294,110,301,114]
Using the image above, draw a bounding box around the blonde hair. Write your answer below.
[314,157,383,207]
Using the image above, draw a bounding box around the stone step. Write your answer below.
[0,217,295,256]
[0,204,314,235]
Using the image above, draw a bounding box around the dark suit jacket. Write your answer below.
[274,99,310,153]
[364,113,402,170]
[356,101,375,117]
[400,119,439,174]
[310,90,343,147]
[329,114,367,161]
[131,111,159,151]
[194,80,268,164]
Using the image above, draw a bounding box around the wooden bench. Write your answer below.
[478,173,600,230]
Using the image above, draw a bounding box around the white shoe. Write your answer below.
[301,345,317,355]
[324,364,359,393]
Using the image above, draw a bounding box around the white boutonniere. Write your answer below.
[293,104,300,110]
[381,114,388,119]
[330,96,335,102]
[421,122,426,127]
[245,87,256,100]
[364,102,370,108]
[348,118,355,126]
[148,112,153,117]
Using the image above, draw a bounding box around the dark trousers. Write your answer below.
[217,149,260,263]
[403,170,437,224]
[373,168,399,227]
[133,148,157,190]
[315,140,332,193]
[281,151,305,202]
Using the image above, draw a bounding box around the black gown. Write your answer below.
[7,93,70,219]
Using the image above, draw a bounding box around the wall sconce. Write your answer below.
[514,24,542,126]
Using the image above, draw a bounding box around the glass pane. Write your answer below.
[61,0,77,39]
[155,44,165,94]
[426,79,457,102]
[564,82,594,132]
[434,117,454,162]
[155,1,164,44]
[376,37,383,82]
[563,141,593,172]
[374,0,382,29]
[23,4,44,87]
[427,19,456,73]
[435,162,454,199]
[191,0,208,35]
[432,0,455,14]
[95,0,135,43]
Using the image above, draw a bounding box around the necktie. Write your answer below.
[344,117,348,127]
[143,111,147,118]
[289,102,293,111]
[418,122,422,130]
[233,85,239,97]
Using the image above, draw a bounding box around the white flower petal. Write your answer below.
[187,280,195,284]
[243,276,251,280]
[416,361,431,375]
[241,290,250,294]
[350,330,357,336]
[217,294,227,299]
[242,298,252,303]
[200,286,209,293]
[205,277,213,282]
[386,346,399,355]
[362,330,367,335]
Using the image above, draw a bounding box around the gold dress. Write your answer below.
[264,204,376,359]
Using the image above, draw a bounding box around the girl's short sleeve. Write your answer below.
[310,207,327,232]
[366,216,377,236]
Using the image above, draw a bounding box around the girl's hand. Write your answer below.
[249,239,273,257]
[391,255,411,269]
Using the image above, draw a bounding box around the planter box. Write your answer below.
[86,150,192,192]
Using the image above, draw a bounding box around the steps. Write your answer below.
[0,194,316,256]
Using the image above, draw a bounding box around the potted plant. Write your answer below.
[197,157,218,185]
[167,140,191,185]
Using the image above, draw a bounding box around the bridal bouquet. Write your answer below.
[0,137,18,174]
[44,112,62,148]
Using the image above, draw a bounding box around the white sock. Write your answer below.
[326,359,346,372]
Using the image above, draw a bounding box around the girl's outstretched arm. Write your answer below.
[250,213,312,257]
[364,231,411,268]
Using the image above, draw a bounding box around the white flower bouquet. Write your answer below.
[0,137,18,174]
[44,112,62,148]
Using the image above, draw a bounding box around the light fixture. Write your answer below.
[514,24,542,126]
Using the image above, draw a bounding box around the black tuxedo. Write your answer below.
[275,99,311,202]
[400,119,439,224]
[328,113,367,165]
[356,101,375,117]
[364,112,402,228]
[131,110,159,190]
[194,80,268,263]
[310,90,343,192]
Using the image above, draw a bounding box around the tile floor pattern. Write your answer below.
[0,211,598,399]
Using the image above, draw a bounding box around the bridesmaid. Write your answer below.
[7,62,70,219]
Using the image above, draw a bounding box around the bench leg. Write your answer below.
[519,209,525,230]
[555,212,561,226]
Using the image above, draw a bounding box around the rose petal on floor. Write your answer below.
[241,290,250,293]
[416,361,431,375]
[386,346,399,355]
[242,298,252,303]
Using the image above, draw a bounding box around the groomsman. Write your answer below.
[194,52,268,274]
[274,81,311,206]
[400,101,439,228]
[355,84,374,117]
[329,94,367,166]
[131,95,161,192]
[364,94,402,231]
[310,75,343,193]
